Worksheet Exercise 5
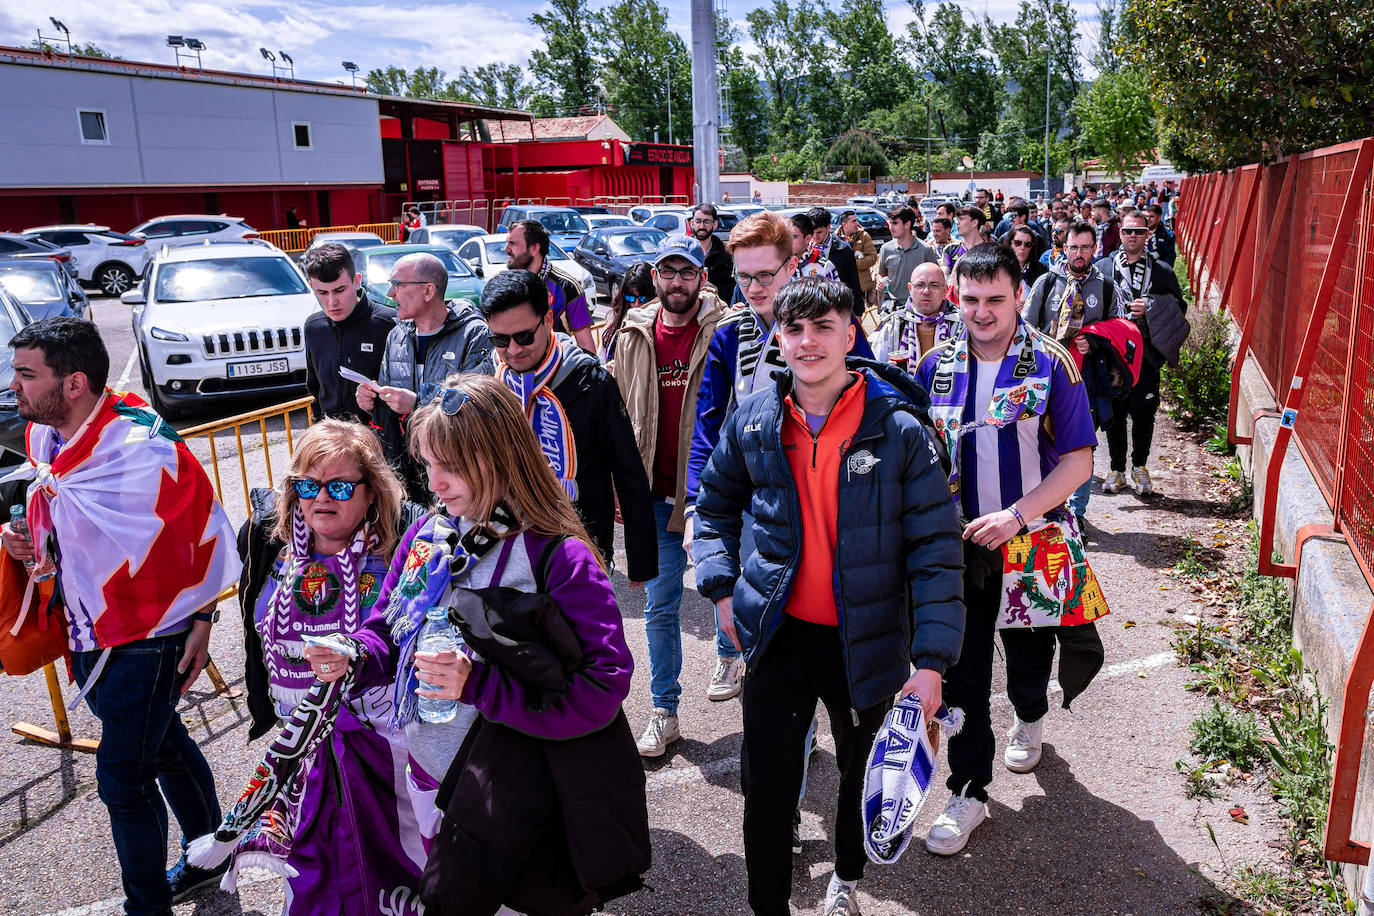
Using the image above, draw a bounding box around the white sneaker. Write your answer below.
[636,708,680,757]
[1131,465,1154,496]
[924,793,987,855]
[823,880,862,915]
[1003,714,1044,773]
[1102,470,1128,493]
[706,656,745,701]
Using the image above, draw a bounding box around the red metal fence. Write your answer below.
[1180,138,1374,867]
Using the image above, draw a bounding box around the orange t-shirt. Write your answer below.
[781,372,867,626]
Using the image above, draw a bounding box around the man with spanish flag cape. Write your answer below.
[1,318,241,915]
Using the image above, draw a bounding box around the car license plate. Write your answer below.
[227,358,289,378]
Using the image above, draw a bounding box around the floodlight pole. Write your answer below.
[690,0,721,204]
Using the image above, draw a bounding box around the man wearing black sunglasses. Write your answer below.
[476,269,657,586]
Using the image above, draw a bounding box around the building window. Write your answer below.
[77,109,109,144]
[292,122,312,150]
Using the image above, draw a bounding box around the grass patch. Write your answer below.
[1175,525,1350,913]
[1163,302,1234,432]
[1175,534,1212,578]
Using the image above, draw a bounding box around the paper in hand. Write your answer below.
[338,366,379,390]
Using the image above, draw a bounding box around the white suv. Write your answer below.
[129,214,258,259]
[122,240,316,420]
[23,225,151,296]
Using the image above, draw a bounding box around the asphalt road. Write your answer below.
[0,307,1287,915]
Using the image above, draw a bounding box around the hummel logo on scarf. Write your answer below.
[496,343,578,499]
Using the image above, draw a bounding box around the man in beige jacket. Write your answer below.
[613,234,727,757]
[841,210,879,315]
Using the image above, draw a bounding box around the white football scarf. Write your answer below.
[862,695,964,864]
[497,342,578,500]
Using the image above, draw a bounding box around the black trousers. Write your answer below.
[740,617,890,915]
[943,546,1057,803]
[1107,360,1161,472]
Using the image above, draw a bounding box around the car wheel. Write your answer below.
[96,263,135,296]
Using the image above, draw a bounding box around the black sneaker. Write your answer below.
[167,853,228,904]
[792,810,803,855]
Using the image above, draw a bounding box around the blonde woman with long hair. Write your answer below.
[307,374,648,916]
[227,419,425,914]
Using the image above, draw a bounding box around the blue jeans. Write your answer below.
[714,511,755,661]
[646,498,689,714]
[72,633,221,916]
[1068,450,1095,517]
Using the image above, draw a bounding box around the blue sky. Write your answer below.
[5,0,1101,89]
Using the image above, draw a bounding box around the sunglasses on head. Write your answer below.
[487,325,540,348]
[418,381,479,417]
[292,477,364,501]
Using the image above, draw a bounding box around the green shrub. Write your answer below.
[1163,302,1233,431]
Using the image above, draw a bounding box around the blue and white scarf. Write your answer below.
[863,695,963,864]
[732,308,785,406]
[925,320,1055,497]
[497,344,578,500]
[384,505,516,729]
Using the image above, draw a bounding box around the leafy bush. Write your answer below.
[1163,302,1233,431]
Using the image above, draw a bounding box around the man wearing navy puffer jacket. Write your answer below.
[693,276,965,916]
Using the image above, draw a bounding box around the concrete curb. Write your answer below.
[1232,332,1374,900]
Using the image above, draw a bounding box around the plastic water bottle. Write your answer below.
[416,606,460,724]
[9,506,37,572]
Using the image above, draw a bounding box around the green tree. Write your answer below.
[1126,0,1374,170]
[529,0,600,114]
[365,66,454,99]
[1091,0,1131,75]
[827,0,916,127]
[447,64,533,110]
[906,1,1000,148]
[986,1,1081,145]
[723,47,771,161]
[825,129,891,181]
[592,0,692,142]
[746,0,829,146]
[1073,67,1157,180]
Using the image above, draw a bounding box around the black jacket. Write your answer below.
[543,336,659,582]
[823,235,866,310]
[1020,257,1048,292]
[702,236,736,303]
[1095,253,1188,368]
[304,296,396,425]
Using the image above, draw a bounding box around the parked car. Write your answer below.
[302,231,386,266]
[642,210,691,236]
[405,224,486,252]
[352,244,484,311]
[0,258,88,320]
[827,205,894,244]
[494,205,592,253]
[455,234,599,308]
[128,214,258,259]
[584,214,637,231]
[627,204,688,224]
[727,204,767,219]
[572,205,611,215]
[122,240,314,419]
[0,233,78,279]
[23,224,150,295]
[0,284,34,465]
[572,226,668,299]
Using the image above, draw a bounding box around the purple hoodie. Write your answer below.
[354,518,633,740]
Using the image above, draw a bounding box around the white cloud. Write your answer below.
[2,0,543,83]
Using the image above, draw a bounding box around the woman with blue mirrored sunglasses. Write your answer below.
[290,476,365,501]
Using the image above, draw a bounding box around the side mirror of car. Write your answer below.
[472,265,483,278]
[121,288,145,305]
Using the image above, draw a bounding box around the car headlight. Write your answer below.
[150,326,189,342]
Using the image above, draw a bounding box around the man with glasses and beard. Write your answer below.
[612,235,728,758]
[505,219,596,352]
[1095,211,1188,497]
[477,268,657,584]
[690,202,736,302]
[1023,221,1123,525]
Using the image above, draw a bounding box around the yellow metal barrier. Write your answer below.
[358,222,401,242]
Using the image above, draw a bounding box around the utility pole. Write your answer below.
[666,70,673,145]
[690,0,721,204]
[925,100,932,193]
[1043,10,1053,197]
